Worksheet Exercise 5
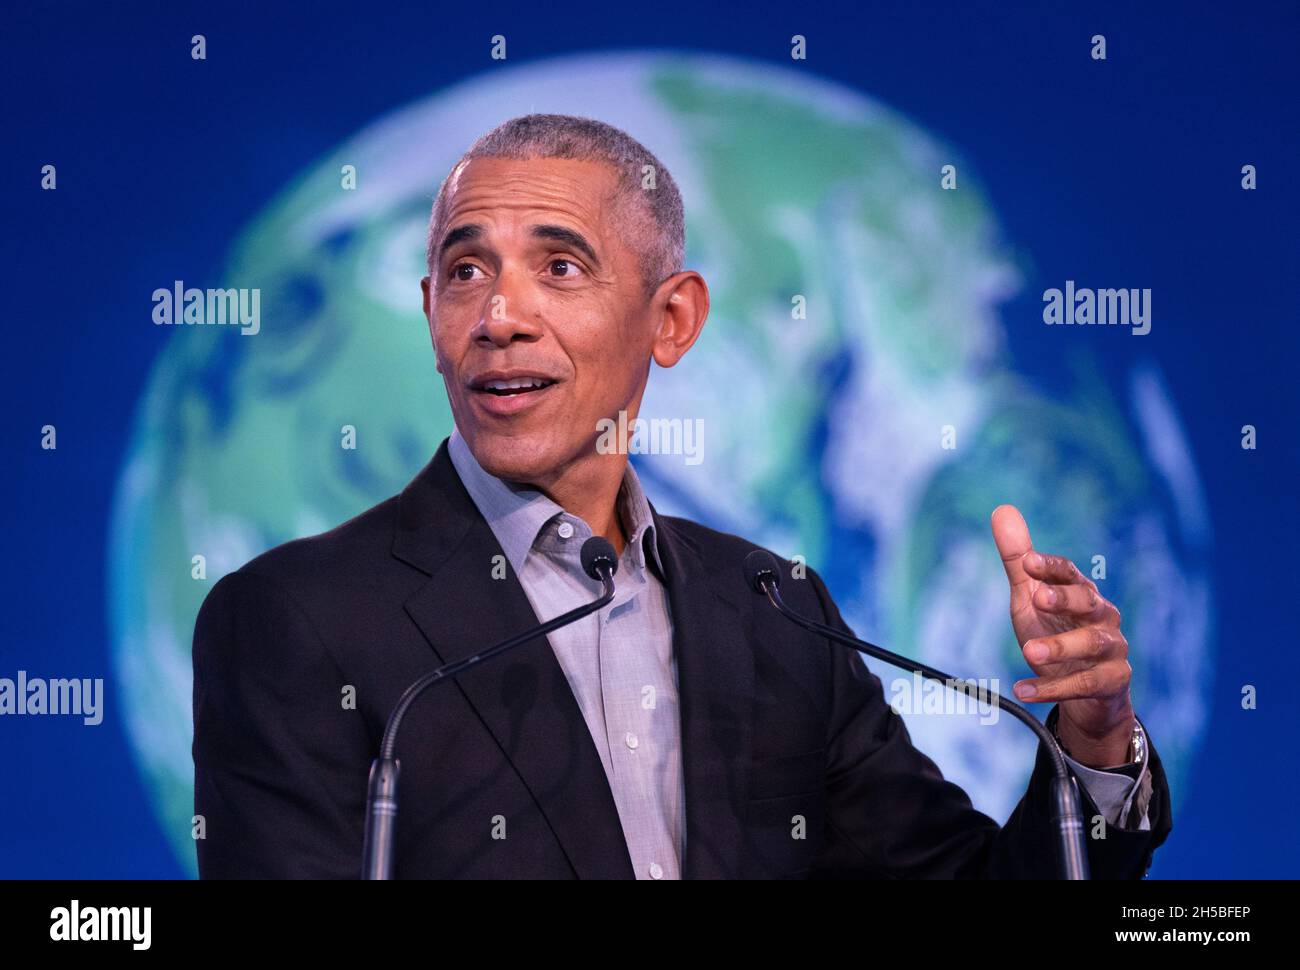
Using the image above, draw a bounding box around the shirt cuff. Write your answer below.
[1058,716,1153,833]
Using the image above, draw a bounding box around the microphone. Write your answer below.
[361,535,619,880]
[742,549,1090,881]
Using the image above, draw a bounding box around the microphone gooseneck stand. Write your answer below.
[361,536,619,880]
[742,550,1090,880]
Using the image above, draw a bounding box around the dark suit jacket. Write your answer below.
[192,439,1172,878]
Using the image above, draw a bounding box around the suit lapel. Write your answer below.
[392,441,634,879]
[651,509,756,879]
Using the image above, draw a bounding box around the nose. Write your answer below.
[474,266,543,348]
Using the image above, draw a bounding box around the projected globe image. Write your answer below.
[109,52,1212,873]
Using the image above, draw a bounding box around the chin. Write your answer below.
[465,429,565,486]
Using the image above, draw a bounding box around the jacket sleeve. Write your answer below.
[192,569,372,878]
[804,567,1173,879]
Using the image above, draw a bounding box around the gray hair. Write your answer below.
[426,114,685,294]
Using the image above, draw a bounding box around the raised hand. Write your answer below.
[990,504,1136,768]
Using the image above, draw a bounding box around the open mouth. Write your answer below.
[478,374,559,397]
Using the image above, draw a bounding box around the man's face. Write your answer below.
[423,155,658,486]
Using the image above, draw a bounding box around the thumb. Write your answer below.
[991,504,1034,589]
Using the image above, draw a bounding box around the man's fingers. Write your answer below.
[1031,580,1114,620]
[1023,625,1127,667]
[1013,659,1131,703]
[1023,551,1085,585]
[991,504,1033,588]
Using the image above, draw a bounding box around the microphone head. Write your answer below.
[580,536,619,581]
[743,550,781,593]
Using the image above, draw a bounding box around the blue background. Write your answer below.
[2,0,1296,878]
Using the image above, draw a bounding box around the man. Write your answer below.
[193,114,1170,879]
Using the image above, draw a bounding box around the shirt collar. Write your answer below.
[447,427,664,579]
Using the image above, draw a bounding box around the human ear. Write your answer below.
[650,271,709,368]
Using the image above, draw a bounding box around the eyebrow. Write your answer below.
[530,224,601,269]
[438,222,602,270]
[439,223,482,258]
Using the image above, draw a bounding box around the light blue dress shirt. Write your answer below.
[450,429,685,879]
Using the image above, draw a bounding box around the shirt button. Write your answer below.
[625,731,639,750]
[557,521,574,540]
[649,862,663,879]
